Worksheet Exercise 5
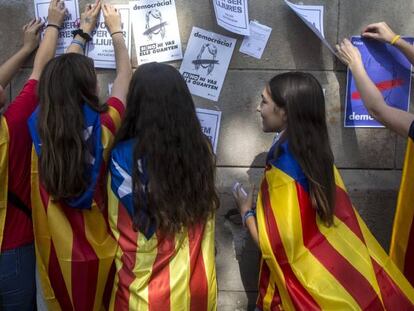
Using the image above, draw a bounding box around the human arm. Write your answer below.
[29,0,67,80]
[362,22,414,66]
[233,183,259,246]
[102,3,131,105]
[66,0,101,54]
[337,38,414,137]
[0,19,43,88]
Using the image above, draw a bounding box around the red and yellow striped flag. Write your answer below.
[30,99,124,310]
[390,137,414,287]
[107,174,217,311]
[256,143,414,311]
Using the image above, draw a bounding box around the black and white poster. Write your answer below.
[213,0,250,35]
[196,108,222,153]
[180,27,236,101]
[130,0,182,64]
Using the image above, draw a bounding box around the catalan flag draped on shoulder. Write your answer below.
[390,123,414,287]
[27,97,125,311]
[107,139,217,311]
[256,140,414,311]
[0,117,8,249]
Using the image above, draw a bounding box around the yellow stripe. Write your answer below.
[390,138,414,270]
[101,126,116,162]
[200,216,217,311]
[357,212,414,304]
[261,168,360,310]
[169,230,190,310]
[0,117,9,249]
[107,106,122,131]
[256,186,295,311]
[262,277,276,310]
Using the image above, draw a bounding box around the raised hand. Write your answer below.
[361,22,397,44]
[22,19,44,53]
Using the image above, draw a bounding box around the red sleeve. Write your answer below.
[3,79,38,124]
[100,97,125,135]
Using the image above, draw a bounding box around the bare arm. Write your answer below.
[337,38,414,137]
[0,19,43,87]
[66,0,101,54]
[102,3,132,105]
[30,0,67,80]
[362,22,414,66]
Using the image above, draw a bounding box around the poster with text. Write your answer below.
[180,27,236,101]
[345,36,413,127]
[34,0,80,55]
[130,0,182,64]
[86,5,131,69]
[196,108,222,153]
[213,0,250,35]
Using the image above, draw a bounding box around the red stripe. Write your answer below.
[351,79,404,99]
[261,178,321,311]
[48,242,74,310]
[404,221,414,287]
[101,113,116,135]
[61,204,99,311]
[148,233,175,311]
[108,97,125,117]
[256,259,269,310]
[114,203,138,311]
[372,259,414,309]
[296,183,384,310]
[189,223,208,311]
[270,280,282,310]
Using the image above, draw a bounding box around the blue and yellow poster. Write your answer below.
[345,36,414,127]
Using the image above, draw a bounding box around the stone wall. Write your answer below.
[1,0,413,309]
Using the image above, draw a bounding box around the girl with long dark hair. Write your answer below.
[233,72,414,310]
[107,62,219,310]
[27,2,132,310]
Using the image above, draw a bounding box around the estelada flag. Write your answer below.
[27,99,125,310]
[107,139,217,310]
[256,141,414,311]
[390,135,414,287]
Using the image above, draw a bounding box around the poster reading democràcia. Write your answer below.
[196,108,222,153]
[213,0,250,36]
[180,27,236,102]
[130,0,183,64]
[86,5,131,69]
[34,0,80,55]
[345,36,414,127]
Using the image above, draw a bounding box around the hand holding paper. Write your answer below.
[102,3,122,34]
[362,22,397,44]
[80,0,101,34]
[22,19,44,53]
[336,38,363,71]
[47,0,67,27]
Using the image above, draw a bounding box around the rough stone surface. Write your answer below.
[2,0,412,309]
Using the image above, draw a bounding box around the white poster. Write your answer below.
[239,20,272,59]
[86,5,131,69]
[130,0,182,64]
[34,0,80,55]
[284,0,336,54]
[213,0,250,35]
[180,27,236,102]
[196,108,222,153]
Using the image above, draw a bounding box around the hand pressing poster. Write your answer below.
[130,0,182,64]
[345,36,414,127]
[196,108,222,153]
[180,27,236,102]
[34,0,80,55]
[213,0,250,35]
[85,5,131,69]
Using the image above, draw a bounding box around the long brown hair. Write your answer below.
[268,72,336,226]
[37,53,107,200]
[113,62,219,234]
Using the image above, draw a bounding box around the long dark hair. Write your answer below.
[37,53,107,200]
[113,62,219,234]
[268,72,335,226]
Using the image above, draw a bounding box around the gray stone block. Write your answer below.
[218,291,258,311]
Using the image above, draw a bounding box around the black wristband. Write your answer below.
[71,28,92,42]
[46,24,60,30]
[110,31,123,37]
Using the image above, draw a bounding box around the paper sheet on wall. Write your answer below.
[86,5,131,69]
[213,0,250,35]
[130,0,183,64]
[196,108,222,153]
[179,27,236,102]
[344,36,413,127]
[284,0,336,54]
[34,0,80,55]
[239,20,272,59]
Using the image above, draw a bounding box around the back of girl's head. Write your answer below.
[269,72,336,226]
[38,53,106,200]
[115,62,219,234]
